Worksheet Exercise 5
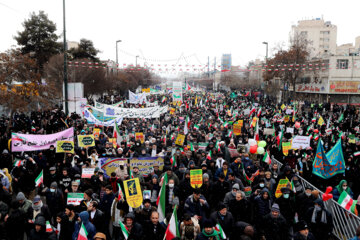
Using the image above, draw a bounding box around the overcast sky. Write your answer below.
[1,0,360,69]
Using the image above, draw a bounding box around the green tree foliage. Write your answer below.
[14,11,61,71]
[68,38,99,61]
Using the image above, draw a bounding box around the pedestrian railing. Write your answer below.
[272,157,360,240]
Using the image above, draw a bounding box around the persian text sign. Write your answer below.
[103,106,168,118]
[12,128,74,152]
[129,157,164,177]
[291,136,310,149]
[190,169,203,188]
[329,81,360,94]
[67,193,84,206]
[275,179,289,198]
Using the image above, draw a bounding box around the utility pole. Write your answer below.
[63,0,68,116]
[116,40,121,65]
[207,56,210,78]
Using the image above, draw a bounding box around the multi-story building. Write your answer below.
[291,18,337,58]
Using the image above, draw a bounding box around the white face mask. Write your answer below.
[50,188,55,193]
[305,192,312,197]
[343,186,347,190]
[169,184,174,188]
[259,183,265,188]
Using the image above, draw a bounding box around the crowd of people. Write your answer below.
[0,89,359,240]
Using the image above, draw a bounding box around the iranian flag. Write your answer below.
[119,220,129,240]
[35,170,43,187]
[277,128,284,151]
[257,108,262,117]
[46,221,53,232]
[215,141,221,152]
[311,117,316,123]
[161,96,166,103]
[186,83,192,91]
[227,130,233,138]
[194,124,200,130]
[157,173,168,222]
[338,113,344,123]
[249,107,256,117]
[223,121,229,128]
[151,124,156,131]
[170,155,177,167]
[290,179,296,193]
[117,183,125,201]
[77,222,88,240]
[206,151,212,160]
[190,143,195,151]
[113,121,122,146]
[164,207,180,240]
[262,152,271,165]
[354,151,360,157]
[14,160,22,167]
[215,223,226,239]
[338,191,354,211]
[184,116,190,134]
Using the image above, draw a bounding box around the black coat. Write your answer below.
[228,198,252,223]
[5,208,27,240]
[143,222,166,240]
[118,222,143,240]
[210,211,234,237]
[88,209,105,233]
[260,213,290,240]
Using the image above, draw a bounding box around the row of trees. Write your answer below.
[0,11,158,115]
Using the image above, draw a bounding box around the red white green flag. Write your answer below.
[117,183,125,201]
[35,170,43,187]
[46,221,53,232]
[262,152,271,165]
[338,191,353,211]
[77,222,88,240]
[215,223,226,239]
[164,206,180,240]
[170,155,177,167]
[206,151,212,160]
[14,160,22,167]
[113,121,122,146]
[119,220,129,240]
[157,173,168,222]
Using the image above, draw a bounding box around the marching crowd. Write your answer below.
[0,90,359,240]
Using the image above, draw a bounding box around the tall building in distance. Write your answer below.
[291,18,337,58]
[221,54,232,71]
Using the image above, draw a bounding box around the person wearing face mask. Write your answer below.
[260,203,290,240]
[275,187,296,227]
[252,188,272,227]
[175,163,187,181]
[296,186,316,221]
[210,202,234,238]
[332,179,353,201]
[304,199,333,240]
[165,179,179,214]
[179,170,193,205]
[43,181,64,223]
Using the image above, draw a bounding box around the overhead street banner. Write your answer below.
[89,105,168,118]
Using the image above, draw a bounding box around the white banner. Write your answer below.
[173,82,182,102]
[103,105,168,118]
[83,109,123,126]
[286,127,294,134]
[129,91,147,104]
[291,135,310,149]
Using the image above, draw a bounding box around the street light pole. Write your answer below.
[116,40,121,65]
[262,42,268,62]
[136,55,139,67]
[63,0,68,116]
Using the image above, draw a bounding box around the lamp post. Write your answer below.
[116,40,121,65]
[262,42,268,62]
[136,55,139,67]
[63,0,68,116]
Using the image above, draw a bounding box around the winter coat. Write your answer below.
[72,211,96,240]
[260,213,290,240]
[210,211,234,237]
[184,195,209,220]
[253,188,272,221]
[293,231,316,240]
[118,222,143,240]
[5,208,27,240]
[228,198,252,223]
[142,222,166,240]
[88,209,105,233]
[275,195,296,224]
[29,216,57,240]
[214,167,233,181]
[44,188,64,217]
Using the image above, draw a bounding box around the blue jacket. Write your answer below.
[214,167,233,181]
[72,211,96,240]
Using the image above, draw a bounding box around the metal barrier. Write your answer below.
[271,157,360,240]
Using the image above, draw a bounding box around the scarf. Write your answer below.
[336,180,351,195]
[311,207,327,224]
[201,229,221,240]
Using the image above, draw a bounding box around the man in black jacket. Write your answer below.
[210,202,234,238]
[119,212,143,240]
[143,211,166,240]
[87,201,105,233]
[260,203,290,240]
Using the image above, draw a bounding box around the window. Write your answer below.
[321,31,330,35]
[337,59,349,69]
[300,31,308,36]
